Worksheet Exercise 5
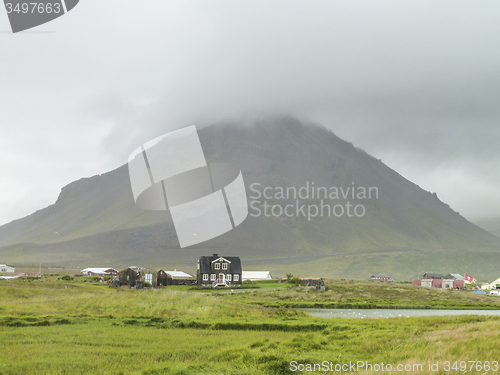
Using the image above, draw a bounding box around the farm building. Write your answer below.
[138,268,157,288]
[81,268,118,277]
[0,264,15,274]
[157,270,173,286]
[370,275,392,281]
[242,271,272,281]
[117,267,140,286]
[197,254,242,287]
[413,278,464,289]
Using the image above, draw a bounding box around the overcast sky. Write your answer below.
[1,0,500,225]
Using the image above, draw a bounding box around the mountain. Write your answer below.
[1,117,499,279]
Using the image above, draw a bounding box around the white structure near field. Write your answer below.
[0,264,15,273]
[241,271,272,281]
[81,268,118,276]
[481,277,500,291]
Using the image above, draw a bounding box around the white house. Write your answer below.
[81,268,118,276]
[242,271,273,281]
[0,264,15,273]
[481,277,500,291]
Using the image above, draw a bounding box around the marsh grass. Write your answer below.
[2,279,500,374]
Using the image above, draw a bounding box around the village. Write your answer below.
[2,258,500,295]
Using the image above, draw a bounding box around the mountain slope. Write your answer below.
[1,117,499,279]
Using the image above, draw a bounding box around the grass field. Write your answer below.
[1,278,500,374]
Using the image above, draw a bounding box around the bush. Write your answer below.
[59,275,74,281]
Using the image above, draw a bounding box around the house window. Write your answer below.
[214,263,220,270]
[210,274,216,281]
[226,274,232,281]
[234,274,239,281]
[203,274,208,281]
[222,263,227,270]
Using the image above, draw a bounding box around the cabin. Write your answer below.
[138,268,157,288]
[81,268,118,277]
[117,267,140,286]
[197,254,242,287]
[157,269,173,286]
[0,264,15,274]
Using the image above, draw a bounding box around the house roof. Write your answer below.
[162,270,193,278]
[198,254,242,274]
[242,271,272,280]
[81,268,118,274]
[371,275,392,278]
[447,274,464,280]
[0,264,13,268]
[423,272,443,278]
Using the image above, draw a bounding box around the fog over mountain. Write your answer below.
[0,118,498,279]
[2,1,500,225]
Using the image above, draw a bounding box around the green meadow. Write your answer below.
[1,278,500,374]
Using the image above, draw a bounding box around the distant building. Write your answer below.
[422,272,443,279]
[81,268,118,277]
[0,264,15,274]
[242,271,272,281]
[117,267,139,286]
[370,275,392,281]
[444,273,464,280]
[197,254,242,287]
[163,270,193,278]
[413,278,464,289]
[481,277,500,291]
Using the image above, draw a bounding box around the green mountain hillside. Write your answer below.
[1,118,499,280]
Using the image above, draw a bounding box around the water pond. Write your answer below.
[301,308,500,319]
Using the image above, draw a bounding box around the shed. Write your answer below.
[421,279,433,288]
[242,271,272,281]
[412,279,422,287]
[138,268,157,288]
[453,280,465,289]
[442,279,454,289]
[117,267,140,286]
[432,279,442,288]
[157,269,173,286]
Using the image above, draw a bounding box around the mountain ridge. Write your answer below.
[1,117,499,279]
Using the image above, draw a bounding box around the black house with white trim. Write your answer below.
[197,254,242,287]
